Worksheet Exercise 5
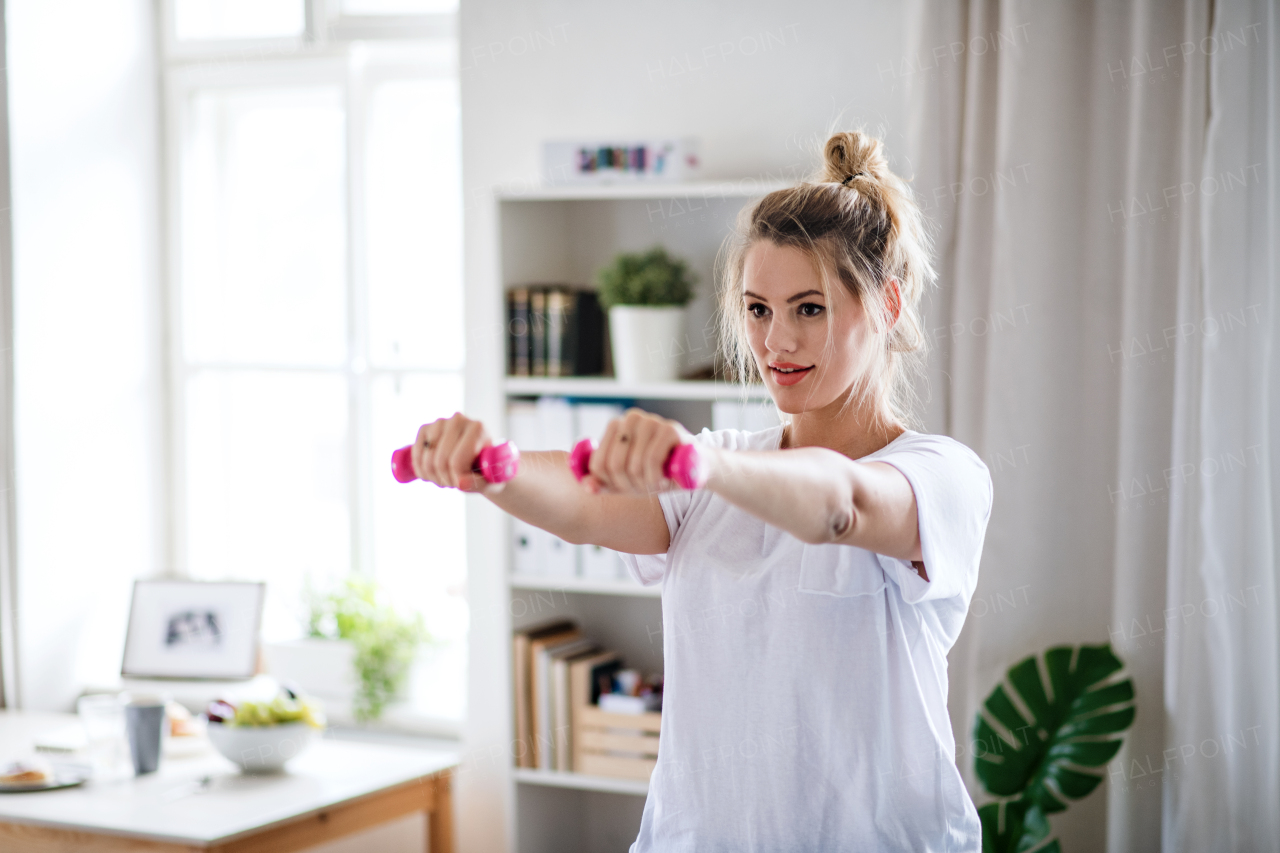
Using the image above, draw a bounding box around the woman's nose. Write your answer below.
[764,317,799,354]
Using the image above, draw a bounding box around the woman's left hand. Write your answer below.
[583,408,695,495]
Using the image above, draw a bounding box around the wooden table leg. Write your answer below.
[426,769,453,853]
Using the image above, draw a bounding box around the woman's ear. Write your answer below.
[885,278,903,327]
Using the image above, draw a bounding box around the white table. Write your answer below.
[0,711,458,853]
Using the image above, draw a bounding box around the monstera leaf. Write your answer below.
[974,644,1135,851]
[978,800,1059,853]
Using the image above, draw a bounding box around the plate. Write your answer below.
[0,770,90,793]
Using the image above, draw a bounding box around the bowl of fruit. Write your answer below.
[204,688,325,773]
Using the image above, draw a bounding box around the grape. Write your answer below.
[205,700,236,723]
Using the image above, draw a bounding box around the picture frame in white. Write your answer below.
[121,580,265,680]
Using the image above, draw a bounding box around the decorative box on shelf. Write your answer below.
[542,138,700,185]
[572,704,662,782]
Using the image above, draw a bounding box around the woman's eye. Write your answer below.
[798,302,825,317]
[747,303,769,318]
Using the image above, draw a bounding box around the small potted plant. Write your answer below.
[596,247,696,383]
[265,577,429,723]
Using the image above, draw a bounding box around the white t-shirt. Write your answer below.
[620,426,992,853]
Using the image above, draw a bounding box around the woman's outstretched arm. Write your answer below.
[410,413,669,555]
[581,409,923,566]
[704,448,923,563]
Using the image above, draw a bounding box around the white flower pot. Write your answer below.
[608,305,687,383]
[263,638,420,723]
[262,638,356,704]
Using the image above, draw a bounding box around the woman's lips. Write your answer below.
[769,363,814,386]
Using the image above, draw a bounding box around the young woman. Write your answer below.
[412,131,992,851]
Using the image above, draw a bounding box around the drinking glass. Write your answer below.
[77,693,127,780]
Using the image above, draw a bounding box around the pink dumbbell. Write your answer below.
[390,441,520,485]
[568,437,708,490]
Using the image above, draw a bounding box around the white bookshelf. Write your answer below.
[496,179,791,202]
[504,376,769,401]
[509,574,661,598]
[493,179,776,852]
[513,767,650,796]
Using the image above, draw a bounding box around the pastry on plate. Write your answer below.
[0,759,52,786]
[168,701,200,738]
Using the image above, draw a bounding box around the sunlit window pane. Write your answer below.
[181,87,347,367]
[342,0,457,14]
[169,41,465,723]
[370,373,466,639]
[371,372,467,720]
[366,80,463,370]
[186,371,350,642]
[174,0,305,41]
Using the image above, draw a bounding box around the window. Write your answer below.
[173,0,307,41]
[163,2,465,730]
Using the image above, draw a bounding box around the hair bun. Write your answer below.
[822,131,888,185]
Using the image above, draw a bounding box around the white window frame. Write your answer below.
[159,0,456,62]
[159,2,464,733]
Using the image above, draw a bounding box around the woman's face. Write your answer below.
[742,240,872,416]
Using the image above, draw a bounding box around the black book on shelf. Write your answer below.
[546,288,574,378]
[507,285,607,378]
[530,288,548,377]
[508,287,531,376]
[569,291,606,376]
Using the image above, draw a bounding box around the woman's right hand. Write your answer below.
[411,413,498,493]
[584,408,693,496]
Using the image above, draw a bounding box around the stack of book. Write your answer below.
[507,286,606,377]
[512,620,662,780]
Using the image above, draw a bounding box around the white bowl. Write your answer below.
[206,722,317,773]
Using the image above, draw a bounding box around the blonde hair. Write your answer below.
[716,131,935,430]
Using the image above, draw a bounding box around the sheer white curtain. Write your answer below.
[903,0,1279,850]
[0,1,15,711]
[1164,0,1278,847]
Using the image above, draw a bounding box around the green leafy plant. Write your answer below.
[973,643,1136,853]
[305,576,430,723]
[596,246,696,308]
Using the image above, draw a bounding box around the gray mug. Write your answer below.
[125,702,165,775]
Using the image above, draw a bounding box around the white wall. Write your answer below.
[459,3,911,849]
[7,0,164,710]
